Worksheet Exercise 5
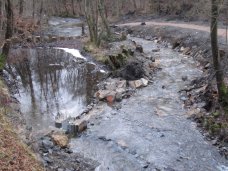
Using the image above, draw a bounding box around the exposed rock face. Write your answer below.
[119,61,144,80]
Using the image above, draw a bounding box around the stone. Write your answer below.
[117,80,127,88]
[116,88,126,94]
[42,138,54,150]
[76,120,88,133]
[183,47,191,55]
[154,40,158,43]
[43,157,53,164]
[105,82,117,90]
[136,45,143,53]
[96,90,113,100]
[145,36,151,40]
[129,81,136,89]
[180,46,185,52]
[120,61,144,80]
[43,36,49,42]
[115,93,122,102]
[67,120,88,136]
[51,134,69,148]
[117,140,128,149]
[35,36,41,43]
[27,36,33,42]
[152,49,160,52]
[141,78,149,87]
[106,95,115,103]
[55,119,63,128]
[135,80,143,88]
[182,76,188,81]
[51,36,58,42]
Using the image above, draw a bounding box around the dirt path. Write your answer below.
[119,21,228,39]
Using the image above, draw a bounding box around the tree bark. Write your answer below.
[98,0,111,36]
[211,0,228,105]
[19,0,24,16]
[0,0,13,73]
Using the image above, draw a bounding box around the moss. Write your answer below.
[209,123,221,135]
[203,117,214,130]
[220,83,228,108]
[0,54,6,70]
[212,111,220,118]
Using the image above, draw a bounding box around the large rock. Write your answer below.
[135,80,143,88]
[119,61,144,80]
[95,90,112,100]
[141,78,149,86]
[129,78,149,89]
[68,120,88,136]
[51,134,69,148]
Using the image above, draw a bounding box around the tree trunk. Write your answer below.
[211,0,228,105]
[132,0,137,11]
[72,0,75,15]
[98,0,111,36]
[19,0,24,16]
[32,0,35,18]
[0,0,13,72]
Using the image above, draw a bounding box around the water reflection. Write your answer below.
[6,48,104,130]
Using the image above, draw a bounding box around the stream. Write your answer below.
[70,38,228,171]
[5,17,228,170]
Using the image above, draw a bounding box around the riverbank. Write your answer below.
[0,79,43,171]
[117,21,228,158]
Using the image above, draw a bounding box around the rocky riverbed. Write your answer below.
[4,17,228,171]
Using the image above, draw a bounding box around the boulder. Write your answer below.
[141,78,149,86]
[135,80,143,88]
[51,134,69,148]
[96,90,115,100]
[129,81,136,89]
[68,120,88,136]
[120,61,144,80]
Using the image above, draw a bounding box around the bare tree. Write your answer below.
[19,0,24,16]
[0,0,13,72]
[211,0,228,106]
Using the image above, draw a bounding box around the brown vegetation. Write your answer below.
[0,80,43,171]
